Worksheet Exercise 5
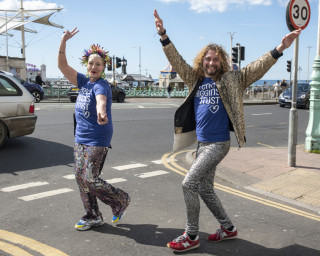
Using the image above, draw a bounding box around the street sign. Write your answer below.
[286,0,311,31]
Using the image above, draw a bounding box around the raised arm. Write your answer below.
[154,9,197,89]
[276,29,301,54]
[58,27,79,86]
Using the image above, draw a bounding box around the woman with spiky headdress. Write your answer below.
[58,28,130,231]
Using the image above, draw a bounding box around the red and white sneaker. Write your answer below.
[208,226,238,242]
[167,232,200,252]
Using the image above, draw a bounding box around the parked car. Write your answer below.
[278,83,310,109]
[0,72,37,147]
[0,71,45,103]
[67,83,126,103]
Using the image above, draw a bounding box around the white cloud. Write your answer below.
[158,0,273,13]
[0,0,60,10]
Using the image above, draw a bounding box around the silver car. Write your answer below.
[0,73,37,147]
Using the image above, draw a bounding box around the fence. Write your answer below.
[43,84,278,101]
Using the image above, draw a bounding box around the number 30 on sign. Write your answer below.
[286,0,311,31]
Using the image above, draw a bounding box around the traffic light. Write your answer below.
[232,46,239,63]
[287,60,291,72]
[107,58,112,71]
[116,57,122,68]
[240,46,245,61]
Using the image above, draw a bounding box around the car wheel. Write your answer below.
[280,104,285,107]
[32,90,41,103]
[0,121,8,148]
[117,92,125,103]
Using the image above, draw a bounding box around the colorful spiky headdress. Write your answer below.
[80,44,111,66]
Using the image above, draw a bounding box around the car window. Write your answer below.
[298,84,309,92]
[0,76,21,96]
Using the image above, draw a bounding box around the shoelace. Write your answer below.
[173,233,188,242]
[215,228,225,239]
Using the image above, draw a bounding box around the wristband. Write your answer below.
[158,29,166,36]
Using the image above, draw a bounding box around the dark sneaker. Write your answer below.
[207,226,238,242]
[75,216,104,231]
[167,232,200,252]
[112,194,131,223]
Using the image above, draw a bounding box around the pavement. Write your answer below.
[185,145,320,213]
[39,97,320,213]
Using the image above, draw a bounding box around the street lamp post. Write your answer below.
[307,45,313,82]
[305,1,320,153]
[228,32,236,69]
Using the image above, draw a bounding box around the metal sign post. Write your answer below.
[288,37,299,166]
[286,0,310,167]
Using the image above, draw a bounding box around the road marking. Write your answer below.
[63,174,75,179]
[106,178,127,184]
[0,230,68,256]
[0,240,33,256]
[162,151,320,222]
[251,113,272,116]
[152,159,176,164]
[1,182,49,192]
[112,163,147,170]
[257,142,275,148]
[18,188,73,201]
[135,170,169,178]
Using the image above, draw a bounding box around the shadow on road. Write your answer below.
[0,137,73,174]
[93,223,319,256]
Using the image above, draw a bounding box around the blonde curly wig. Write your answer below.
[193,44,231,81]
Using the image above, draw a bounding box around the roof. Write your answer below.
[105,73,154,83]
[170,76,184,83]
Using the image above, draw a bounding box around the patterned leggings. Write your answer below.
[74,143,130,219]
[182,141,233,235]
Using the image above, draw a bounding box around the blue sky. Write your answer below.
[0,0,318,81]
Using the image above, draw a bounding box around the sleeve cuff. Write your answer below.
[160,37,171,47]
[270,48,283,59]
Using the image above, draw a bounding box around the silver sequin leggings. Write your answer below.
[74,143,130,219]
[182,140,233,235]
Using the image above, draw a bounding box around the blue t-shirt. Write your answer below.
[75,73,113,147]
[194,77,230,142]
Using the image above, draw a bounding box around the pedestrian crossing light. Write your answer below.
[232,46,239,64]
[116,57,122,68]
[287,60,291,72]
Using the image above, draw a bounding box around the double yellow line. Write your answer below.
[162,150,320,222]
[0,230,68,256]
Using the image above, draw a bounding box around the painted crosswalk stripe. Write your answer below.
[106,178,127,184]
[136,170,169,178]
[1,182,49,192]
[113,163,147,171]
[18,188,73,201]
[63,174,75,179]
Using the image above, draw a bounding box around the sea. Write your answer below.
[253,79,309,86]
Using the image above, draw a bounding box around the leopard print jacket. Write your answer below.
[162,40,278,150]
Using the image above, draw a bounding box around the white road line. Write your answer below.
[138,105,145,108]
[106,178,127,184]
[152,159,176,164]
[112,163,147,170]
[135,170,169,178]
[18,188,73,201]
[1,182,49,192]
[251,113,272,116]
[63,174,75,180]
[152,160,163,164]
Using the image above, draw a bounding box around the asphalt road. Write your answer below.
[0,102,318,256]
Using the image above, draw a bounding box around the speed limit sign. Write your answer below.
[286,0,311,31]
